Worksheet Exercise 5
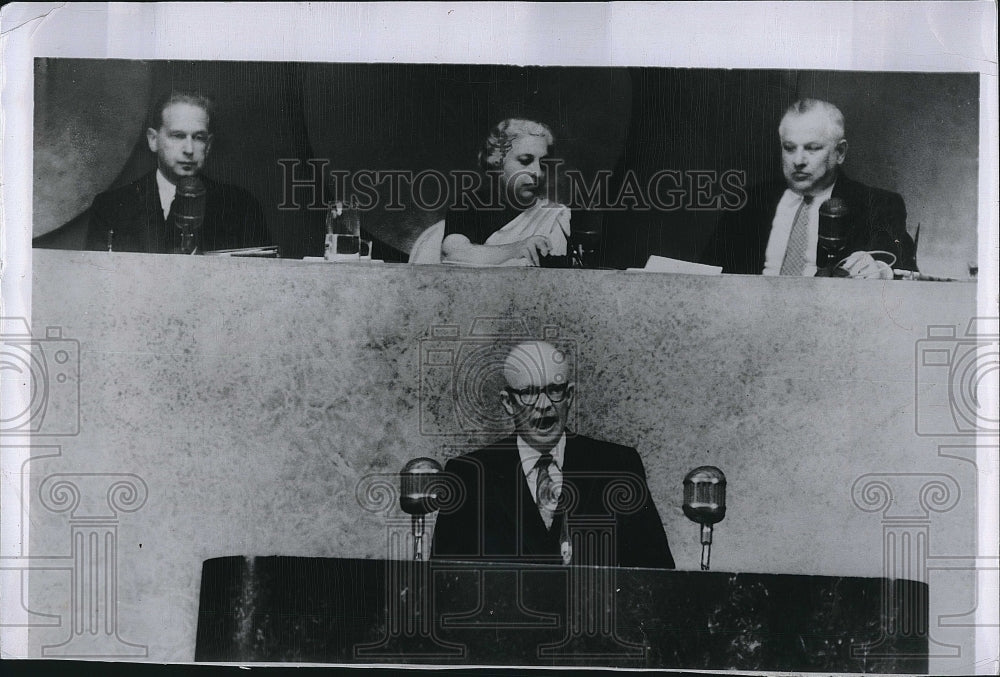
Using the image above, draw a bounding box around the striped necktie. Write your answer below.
[780,194,814,276]
[535,453,557,530]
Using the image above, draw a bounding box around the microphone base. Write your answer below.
[815,263,851,277]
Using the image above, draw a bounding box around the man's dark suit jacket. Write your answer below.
[84,172,270,254]
[703,173,917,274]
[431,434,675,569]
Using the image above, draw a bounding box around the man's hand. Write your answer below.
[840,251,894,279]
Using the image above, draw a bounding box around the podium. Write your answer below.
[195,556,927,671]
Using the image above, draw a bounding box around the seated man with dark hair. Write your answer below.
[432,340,674,569]
[85,91,270,254]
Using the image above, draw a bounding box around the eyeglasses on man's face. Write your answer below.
[506,382,570,406]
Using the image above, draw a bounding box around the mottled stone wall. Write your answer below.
[27,250,978,662]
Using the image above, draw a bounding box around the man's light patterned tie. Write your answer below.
[535,453,557,530]
[780,194,814,276]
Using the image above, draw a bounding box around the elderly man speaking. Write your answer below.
[431,340,674,569]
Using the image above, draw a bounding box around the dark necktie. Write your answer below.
[780,194,813,275]
[535,453,557,530]
[165,192,177,226]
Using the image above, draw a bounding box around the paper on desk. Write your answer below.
[302,256,383,263]
[204,245,280,258]
[626,255,723,275]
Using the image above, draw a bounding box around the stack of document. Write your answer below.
[204,246,280,258]
[626,255,723,275]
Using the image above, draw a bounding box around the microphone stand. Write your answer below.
[683,466,727,572]
[411,514,426,561]
[699,524,714,571]
[399,457,443,561]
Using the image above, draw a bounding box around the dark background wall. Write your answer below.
[795,70,979,278]
[33,60,978,276]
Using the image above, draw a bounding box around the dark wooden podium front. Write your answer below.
[195,556,927,672]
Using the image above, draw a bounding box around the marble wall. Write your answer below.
[25,250,979,665]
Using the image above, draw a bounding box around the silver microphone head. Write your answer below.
[399,457,443,515]
[683,466,727,526]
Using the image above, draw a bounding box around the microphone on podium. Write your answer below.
[171,175,207,254]
[816,197,851,275]
[683,466,727,571]
[399,458,443,560]
[567,213,603,268]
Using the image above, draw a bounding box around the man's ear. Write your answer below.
[499,389,515,416]
[205,133,213,157]
[565,383,575,406]
[835,138,848,165]
[146,128,159,153]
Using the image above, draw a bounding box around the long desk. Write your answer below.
[195,556,928,671]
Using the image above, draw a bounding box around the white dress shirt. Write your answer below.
[517,433,566,504]
[155,169,177,220]
[762,182,836,277]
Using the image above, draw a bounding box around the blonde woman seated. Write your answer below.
[439,118,571,267]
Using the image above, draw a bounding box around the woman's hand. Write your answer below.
[441,233,552,266]
[513,235,551,265]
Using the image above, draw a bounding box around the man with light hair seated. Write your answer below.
[704,98,916,278]
[409,118,571,266]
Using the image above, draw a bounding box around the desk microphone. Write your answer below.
[683,466,727,570]
[399,458,443,560]
[568,212,603,268]
[171,176,207,254]
[816,197,850,274]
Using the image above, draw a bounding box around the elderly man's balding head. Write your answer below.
[500,341,574,452]
[503,341,570,390]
